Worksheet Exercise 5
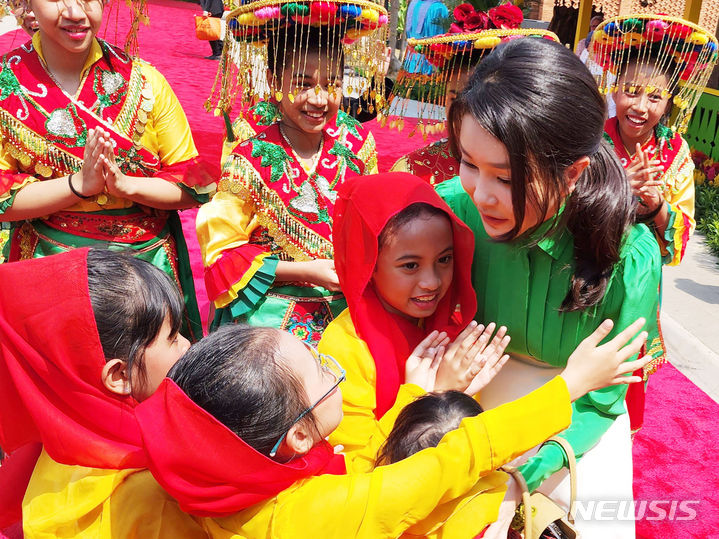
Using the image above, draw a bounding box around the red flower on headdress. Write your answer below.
[450,3,490,33]
[488,2,523,29]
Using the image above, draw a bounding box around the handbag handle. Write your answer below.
[500,465,533,538]
[540,436,577,524]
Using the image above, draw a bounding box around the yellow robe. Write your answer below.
[201,374,571,538]
[315,309,571,538]
[22,450,205,539]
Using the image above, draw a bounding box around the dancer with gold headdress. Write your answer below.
[387,3,558,186]
[0,0,214,339]
[589,15,718,434]
[197,0,385,345]
[591,14,718,267]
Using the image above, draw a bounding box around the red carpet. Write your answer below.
[3,3,718,537]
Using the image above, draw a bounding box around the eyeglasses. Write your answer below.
[268,344,346,458]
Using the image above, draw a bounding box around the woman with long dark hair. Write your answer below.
[438,38,663,538]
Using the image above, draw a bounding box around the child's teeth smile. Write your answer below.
[626,115,646,127]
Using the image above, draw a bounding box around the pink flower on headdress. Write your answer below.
[645,19,668,42]
[488,3,523,30]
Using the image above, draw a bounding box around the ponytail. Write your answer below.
[561,141,634,311]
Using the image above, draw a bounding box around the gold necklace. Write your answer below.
[279,124,324,176]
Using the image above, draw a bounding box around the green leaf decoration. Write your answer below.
[251,138,292,183]
[335,110,361,139]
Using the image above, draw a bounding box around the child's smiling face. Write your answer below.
[272,51,343,135]
[372,212,454,321]
[614,62,671,148]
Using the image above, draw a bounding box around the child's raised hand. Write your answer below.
[627,144,663,207]
[560,318,652,402]
[404,330,449,392]
[433,321,504,393]
[463,326,510,397]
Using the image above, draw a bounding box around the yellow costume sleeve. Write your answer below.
[196,168,275,310]
[23,449,205,539]
[319,310,426,473]
[205,376,572,538]
[138,61,198,166]
[0,146,38,213]
[658,138,695,266]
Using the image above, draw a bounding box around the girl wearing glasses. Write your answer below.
[134,319,650,537]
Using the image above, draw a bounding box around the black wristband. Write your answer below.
[68,174,92,199]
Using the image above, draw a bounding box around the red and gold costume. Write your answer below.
[390,138,458,185]
[198,113,378,345]
[0,35,214,337]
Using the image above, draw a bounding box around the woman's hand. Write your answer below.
[560,318,652,402]
[404,330,448,392]
[76,128,107,197]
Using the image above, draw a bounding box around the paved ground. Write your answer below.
[661,236,719,402]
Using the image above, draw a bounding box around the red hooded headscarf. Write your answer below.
[0,249,145,525]
[333,172,477,417]
[136,379,346,517]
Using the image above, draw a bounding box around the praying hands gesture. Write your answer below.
[404,321,510,395]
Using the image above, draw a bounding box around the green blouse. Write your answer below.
[437,177,663,491]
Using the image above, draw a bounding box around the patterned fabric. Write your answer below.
[198,111,378,343]
[604,117,695,266]
[0,36,208,339]
[390,138,459,186]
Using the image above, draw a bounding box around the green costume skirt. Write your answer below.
[212,284,346,346]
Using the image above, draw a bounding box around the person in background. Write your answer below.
[575,14,603,60]
[0,0,213,339]
[198,3,385,345]
[200,0,223,60]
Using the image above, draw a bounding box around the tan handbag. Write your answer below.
[503,437,580,539]
[194,15,222,41]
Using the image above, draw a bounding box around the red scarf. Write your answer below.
[333,172,477,417]
[0,249,145,526]
[135,379,346,517]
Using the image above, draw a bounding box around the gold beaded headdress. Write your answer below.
[588,14,718,134]
[380,2,558,138]
[207,0,388,119]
